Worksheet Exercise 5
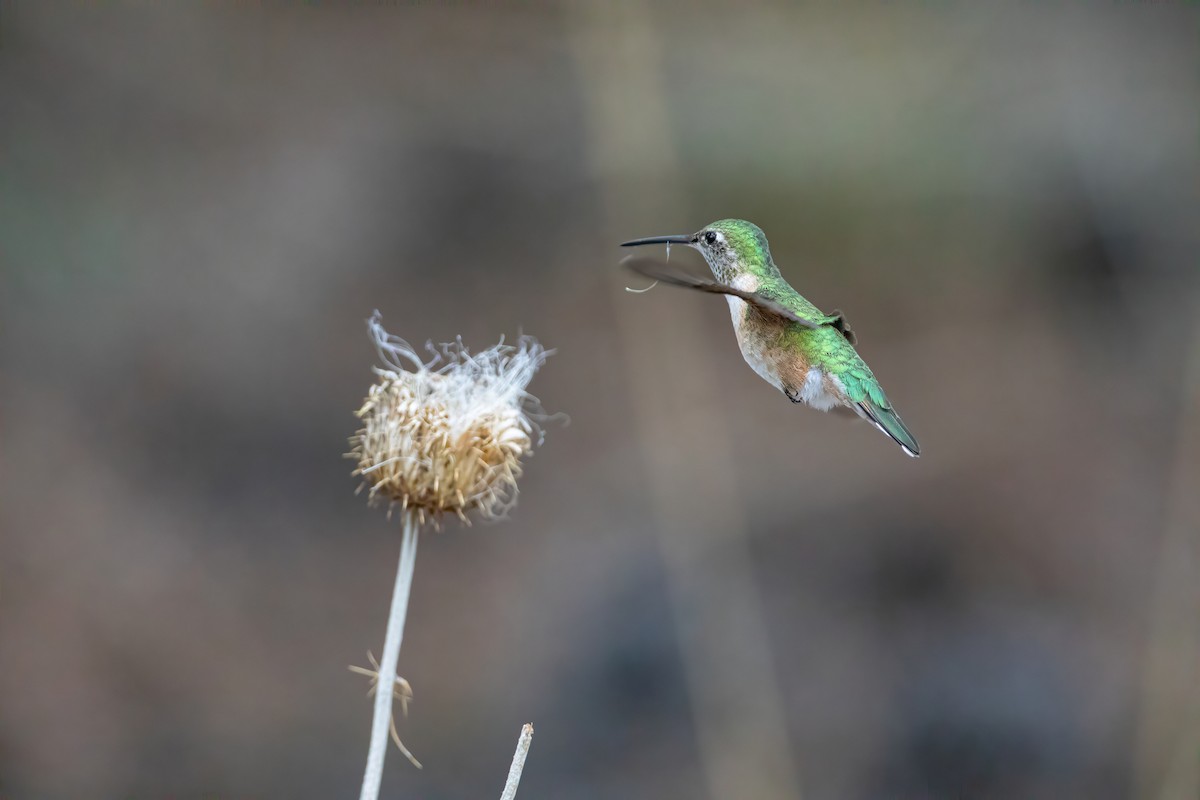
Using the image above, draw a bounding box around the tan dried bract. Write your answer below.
[347,313,548,524]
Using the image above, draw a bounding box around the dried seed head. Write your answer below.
[348,312,550,524]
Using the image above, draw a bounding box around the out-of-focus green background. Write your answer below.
[2,3,1198,799]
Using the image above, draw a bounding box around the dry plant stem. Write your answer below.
[499,724,534,800]
[359,511,420,800]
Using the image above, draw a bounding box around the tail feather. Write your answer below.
[856,400,920,458]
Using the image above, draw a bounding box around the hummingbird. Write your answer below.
[621,219,920,457]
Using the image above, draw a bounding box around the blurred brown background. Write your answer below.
[2,3,1198,799]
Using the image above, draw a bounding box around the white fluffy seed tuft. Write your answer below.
[348,312,550,524]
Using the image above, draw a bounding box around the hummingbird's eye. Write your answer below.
[704,231,718,246]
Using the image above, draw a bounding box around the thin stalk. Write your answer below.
[567,6,801,799]
[499,723,534,800]
[359,511,420,800]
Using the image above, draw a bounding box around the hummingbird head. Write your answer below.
[621,219,775,283]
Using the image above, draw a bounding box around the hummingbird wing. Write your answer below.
[826,311,856,345]
[623,257,821,327]
[623,257,856,343]
[753,281,858,345]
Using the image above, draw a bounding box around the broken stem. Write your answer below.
[499,723,534,800]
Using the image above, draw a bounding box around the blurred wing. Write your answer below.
[828,309,857,345]
[622,256,823,330]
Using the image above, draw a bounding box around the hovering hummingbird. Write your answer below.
[621,219,920,457]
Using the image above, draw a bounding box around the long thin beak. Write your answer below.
[619,234,694,247]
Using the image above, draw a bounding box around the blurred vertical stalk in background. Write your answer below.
[568,4,802,799]
[1134,308,1200,800]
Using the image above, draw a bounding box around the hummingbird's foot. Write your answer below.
[784,386,803,404]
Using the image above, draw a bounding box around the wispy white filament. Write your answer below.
[366,311,549,443]
[352,312,553,521]
[624,241,668,294]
